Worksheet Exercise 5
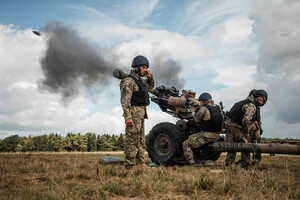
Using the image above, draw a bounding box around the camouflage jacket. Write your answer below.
[226,95,259,134]
[241,95,259,134]
[120,71,155,121]
[194,101,214,123]
[194,101,224,128]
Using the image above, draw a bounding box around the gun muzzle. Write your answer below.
[113,68,128,79]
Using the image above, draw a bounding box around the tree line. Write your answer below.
[0,133,125,152]
[0,133,298,153]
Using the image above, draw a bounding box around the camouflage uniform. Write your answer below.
[225,96,259,167]
[250,122,262,164]
[120,71,154,168]
[183,101,224,164]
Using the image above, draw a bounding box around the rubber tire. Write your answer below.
[147,122,185,166]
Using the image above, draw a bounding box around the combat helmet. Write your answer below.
[254,89,268,105]
[131,55,149,68]
[198,92,212,101]
[248,89,257,97]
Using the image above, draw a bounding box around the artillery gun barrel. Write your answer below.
[208,142,300,155]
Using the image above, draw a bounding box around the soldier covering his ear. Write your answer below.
[119,55,155,169]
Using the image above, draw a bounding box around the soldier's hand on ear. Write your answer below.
[126,119,134,127]
[145,70,152,78]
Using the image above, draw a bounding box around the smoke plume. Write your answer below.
[38,22,185,103]
[38,22,117,103]
[151,53,185,90]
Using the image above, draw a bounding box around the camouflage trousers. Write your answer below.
[251,130,262,164]
[124,117,146,168]
[183,132,219,164]
[225,124,251,166]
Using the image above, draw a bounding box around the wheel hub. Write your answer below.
[154,133,172,156]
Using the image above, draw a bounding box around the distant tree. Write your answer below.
[34,135,49,151]
[0,135,20,152]
[77,133,87,151]
[0,139,2,152]
[0,132,144,152]
[48,133,63,151]
[96,135,101,151]
[116,133,125,151]
[111,134,119,151]
[64,135,73,152]
[71,134,79,151]
[15,144,23,152]
[86,133,97,152]
[22,136,35,152]
[97,135,113,151]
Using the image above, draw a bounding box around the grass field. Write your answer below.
[0,152,299,200]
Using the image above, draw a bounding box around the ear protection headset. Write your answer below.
[132,66,140,73]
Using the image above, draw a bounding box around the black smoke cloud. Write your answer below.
[38,22,185,103]
[151,53,185,90]
[38,22,117,103]
[251,0,300,124]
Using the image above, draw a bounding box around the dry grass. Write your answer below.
[0,152,299,200]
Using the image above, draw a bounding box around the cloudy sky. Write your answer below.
[0,0,299,139]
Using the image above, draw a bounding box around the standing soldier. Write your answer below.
[225,89,268,169]
[120,55,155,169]
[183,92,224,165]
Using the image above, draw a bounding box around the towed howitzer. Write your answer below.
[112,68,300,166]
[147,84,300,166]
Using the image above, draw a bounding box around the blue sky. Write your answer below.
[0,0,300,139]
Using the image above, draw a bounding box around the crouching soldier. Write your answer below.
[225,89,268,168]
[183,92,224,165]
[248,89,264,165]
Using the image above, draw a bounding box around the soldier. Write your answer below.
[225,89,268,168]
[183,92,224,165]
[248,89,264,165]
[120,55,155,169]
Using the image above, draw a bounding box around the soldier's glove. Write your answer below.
[260,128,263,135]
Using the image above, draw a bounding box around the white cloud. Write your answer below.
[221,17,253,43]
[110,0,159,25]
[8,81,37,90]
[67,0,159,29]
[113,28,210,63]
[65,4,211,63]
[213,64,256,86]
[178,0,251,36]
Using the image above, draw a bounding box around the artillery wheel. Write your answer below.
[194,136,225,162]
[147,122,185,166]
